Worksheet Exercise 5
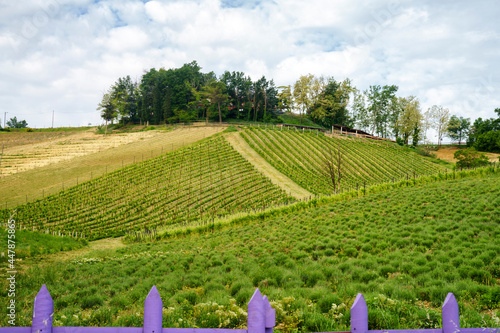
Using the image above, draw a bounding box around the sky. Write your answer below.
[0,0,499,141]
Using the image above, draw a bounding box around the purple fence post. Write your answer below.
[442,293,460,333]
[248,289,266,333]
[351,293,368,333]
[31,284,53,333]
[263,295,275,333]
[143,286,163,333]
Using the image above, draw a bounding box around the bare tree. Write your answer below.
[321,147,343,193]
[428,105,450,146]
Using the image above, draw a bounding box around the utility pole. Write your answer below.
[52,110,54,128]
[3,112,7,128]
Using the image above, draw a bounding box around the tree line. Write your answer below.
[97,61,280,127]
[98,61,499,152]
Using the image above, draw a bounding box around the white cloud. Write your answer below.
[0,0,499,128]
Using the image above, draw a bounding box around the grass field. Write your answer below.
[0,125,497,331]
[0,126,224,207]
[0,135,294,239]
[1,170,498,331]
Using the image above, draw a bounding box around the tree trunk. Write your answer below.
[218,102,222,123]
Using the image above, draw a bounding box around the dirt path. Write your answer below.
[224,132,313,200]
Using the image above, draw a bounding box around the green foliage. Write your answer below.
[0,228,86,262]
[447,115,470,145]
[5,172,500,330]
[223,125,238,133]
[7,116,28,128]
[414,146,436,158]
[467,113,500,150]
[308,77,355,128]
[279,114,323,128]
[474,130,500,153]
[454,148,489,169]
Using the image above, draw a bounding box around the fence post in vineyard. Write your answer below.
[143,286,163,333]
[351,293,368,333]
[248,288,275,333]
[442,293,460,333]
[32,284,53,333]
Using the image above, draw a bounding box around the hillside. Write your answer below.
[241,126,447,195]
[0,135,294,239]
[0,126,224,207]
[0,125,454,239]
[2,170,498,330]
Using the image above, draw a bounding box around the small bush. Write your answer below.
[454,148,489,169]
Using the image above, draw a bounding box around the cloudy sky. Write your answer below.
[1,0,499,136]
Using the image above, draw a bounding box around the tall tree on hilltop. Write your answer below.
[395,96,423,145]
[428,105,450,146]
[97,91,117,134]
[366,85,398,137]
[202,80,229,123]
[447,115,470,145]
[293,74,314,124]
[309,77,355,128]
[277,85,293,113]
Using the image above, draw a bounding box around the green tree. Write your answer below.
[351,89,370,131]
[454,147,489,169]
[202,80,229,123]
[309,77,355,128]
[395,96,423,145]
[447,115,470,145]
[467,109,500,150]
[97,92,117,134]
[293,74,314,124]
[6,116,28,128]
[475,131,500,153]
[366,85,398,137]
[277,85,293,113]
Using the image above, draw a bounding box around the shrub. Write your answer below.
[454,148,489,169]
[415,146,436,158]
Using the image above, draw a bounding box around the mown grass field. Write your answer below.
[1,170,498,331]
[241,127,448,195]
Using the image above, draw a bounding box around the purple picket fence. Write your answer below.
[1,285,498,333]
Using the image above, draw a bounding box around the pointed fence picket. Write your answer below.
[1,286,498,333]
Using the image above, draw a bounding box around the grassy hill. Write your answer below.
[0,126,224,206]
[0,125,451,239]
[0,135,293,240]
[2,125,497,331]
[241,127,447,195]
[1,170,498,330]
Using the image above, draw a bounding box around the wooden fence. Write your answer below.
[1,286,498,333]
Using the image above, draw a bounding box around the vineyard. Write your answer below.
[241,127,447,195]
[2,171,499,330]
[0,135,293,239]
